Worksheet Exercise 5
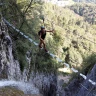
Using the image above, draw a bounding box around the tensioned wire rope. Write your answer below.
[1,0,96,88]
[1,4,96,94]
[1,2,96,46]
[46,18,96,45]
[43,17,96,96]
[3,18,96,87]
[1,2,96,95]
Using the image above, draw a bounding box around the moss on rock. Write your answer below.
[0,87,42,96]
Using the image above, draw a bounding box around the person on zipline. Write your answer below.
[38,26,54,52]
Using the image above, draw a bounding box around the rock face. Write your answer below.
[0,19,41,95]
[0,19,21,80]
[76,64,96,96]
[0,19,57,96]
[29,72,57,96]
[59,64,96,96]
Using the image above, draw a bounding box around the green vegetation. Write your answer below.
[1,0,96,76]
[70,3,96,24]
[0,87,24,96]
[73,0,96,3]
[0,87,41,96]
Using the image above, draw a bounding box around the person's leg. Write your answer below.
[39,40,43,48]
[42,40,45,49]
[39,39,48,52]
[42,40,48,52]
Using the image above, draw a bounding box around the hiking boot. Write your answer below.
[39,45,42,48]
[45,49,48,52]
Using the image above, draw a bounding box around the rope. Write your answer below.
[67,36,96,54]
[80,83,96,96]
[46,19,96,45]
[3,18,96,87]
[78,35,96,45]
